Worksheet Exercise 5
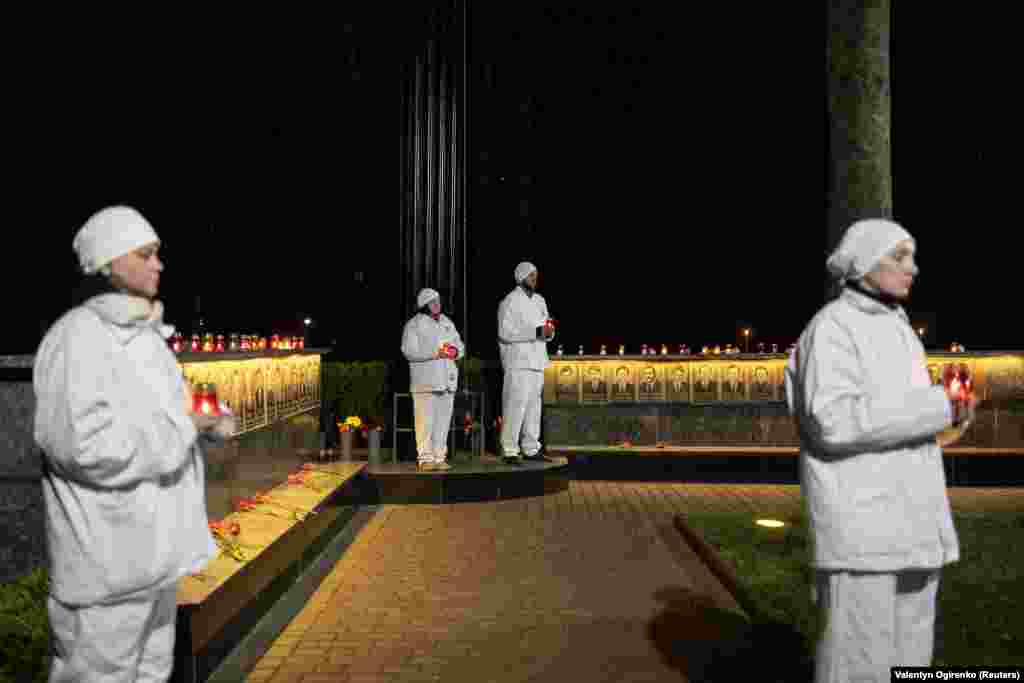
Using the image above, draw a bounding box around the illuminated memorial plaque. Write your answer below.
[692,363,718,402]
[972,355,1024,401]
[556,364,580,403]
[666,364,690,402]
[751,365,775,401]
[638,365,663,401]
[721,364,747,401]
[581,364,608,402]
[610,364,636,402]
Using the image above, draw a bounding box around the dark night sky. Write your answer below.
[2,6,1021,356]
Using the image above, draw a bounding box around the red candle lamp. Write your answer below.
[297,337,305,350]
[271,334,280,350]
[440,342,458,359]
[190,334,200,352]
[192,383,221,416]
[215,335,226,352]
[171,333,184,353]
[202,334,214,352]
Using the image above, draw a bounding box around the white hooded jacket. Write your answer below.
[497,287,553,371]
[401,312,464,392]
[33,294,217,605]
[785,287,959,572]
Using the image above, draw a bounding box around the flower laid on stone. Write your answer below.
[301,463,350,479]
[209,520,248,562]
[338,415,363,433]
[253,493,313,520]
[235,496,294,521]
[287,471,323,492]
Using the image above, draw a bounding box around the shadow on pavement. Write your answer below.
[647,588,813,682]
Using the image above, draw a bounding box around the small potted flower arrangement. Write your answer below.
[337,416,362,459]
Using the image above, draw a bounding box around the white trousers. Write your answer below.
[501,369,544,458]
[412,390,455,464]
[814,569,940,683]
[48,585,178,683]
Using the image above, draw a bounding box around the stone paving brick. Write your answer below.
[244,482,1023,682]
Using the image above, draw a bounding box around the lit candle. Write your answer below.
[661,344,668,355]
[600,344,607,355]
[191,334,200,352]
[215,335,225,353]
[203,383,221,415]
[618,344,625,355]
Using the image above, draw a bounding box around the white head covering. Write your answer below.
[826,219,914,284]
[417,288,440,308]
[514,261,537,283]
[73,206,160,275]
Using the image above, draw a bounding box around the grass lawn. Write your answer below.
[684,509,1024,666]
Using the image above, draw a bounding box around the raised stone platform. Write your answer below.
[361,454,571,503]
[173,462,365,683]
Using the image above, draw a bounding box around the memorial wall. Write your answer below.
[542,353,1024,449]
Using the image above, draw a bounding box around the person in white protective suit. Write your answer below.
[785,218,978,682]
[401,288,465,471]
[33,206,235,683]
[497,262,556,464]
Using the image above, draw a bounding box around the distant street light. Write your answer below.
[304,318,313,327]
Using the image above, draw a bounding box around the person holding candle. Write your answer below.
[785,218,979,682]
[401,288,465,471]
[497,262,555,464]
[33,206,235,683]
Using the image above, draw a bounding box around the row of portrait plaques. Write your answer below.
[545,356,1024,404]
[548,361,787,403]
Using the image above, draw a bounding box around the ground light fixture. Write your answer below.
[755,519,786,528]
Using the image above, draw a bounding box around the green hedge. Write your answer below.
[322,360,394,427]
[321,358,494,434]
[0,568,49,683]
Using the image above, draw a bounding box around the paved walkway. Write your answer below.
[245,483,1024,682]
